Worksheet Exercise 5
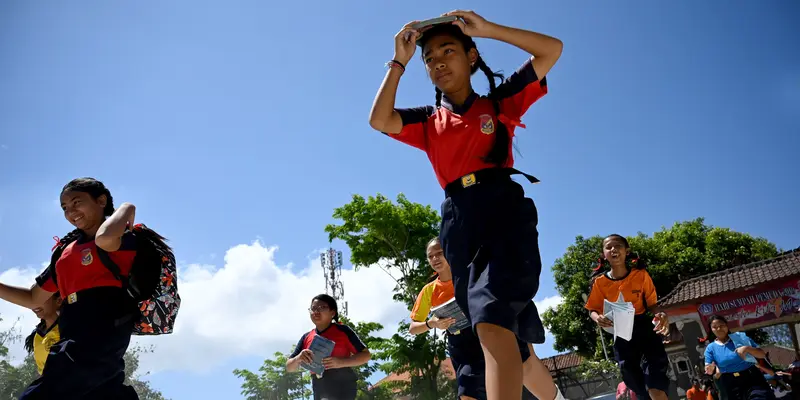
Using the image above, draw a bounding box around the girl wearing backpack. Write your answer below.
[369,11,562,400]
[0,177,173,399]
[585,234,671,400]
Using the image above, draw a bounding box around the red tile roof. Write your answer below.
[657,249,800,308]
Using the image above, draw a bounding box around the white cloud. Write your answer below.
[0,243,565,375]
[535,295,563,315]
[0,241,408,374]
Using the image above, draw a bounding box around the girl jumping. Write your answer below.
[369,11,563,399]
[585,234,671,400]
[410,237,562,400]
[0,177,155,399]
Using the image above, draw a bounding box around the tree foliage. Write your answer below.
[542,218,779,356]
[325,193,441,309]
[326,193,456,399]
[233,349,312,400]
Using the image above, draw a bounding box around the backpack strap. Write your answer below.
[94,248,138,328]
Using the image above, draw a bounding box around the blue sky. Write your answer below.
[1,1,798,399]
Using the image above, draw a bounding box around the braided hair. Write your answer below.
[421,24,511,166]
[58,177,115,244]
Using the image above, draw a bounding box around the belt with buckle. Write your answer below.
[445,168,539,197]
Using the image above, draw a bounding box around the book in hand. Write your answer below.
[602,293,635,342]
[300,335,336,377]
[430,298,471,334]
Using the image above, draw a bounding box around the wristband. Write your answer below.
[425,320,431,329]
[387,60,406,72]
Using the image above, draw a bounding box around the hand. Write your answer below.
[322,356,347,370]
[594,313,613,328]
[428,316,456,330]
[705,363,717,375]
[736,346,751,360]
[653,312,669,335]
[297,349,314,365]
[442,10,496,38]
[394,21,420,66]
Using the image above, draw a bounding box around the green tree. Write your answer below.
[337,316,390,400]
[326,193,453,399]
[0,315,169,400]
[542,218,779,357]
[124,345,171,400]
[233,350,312,400]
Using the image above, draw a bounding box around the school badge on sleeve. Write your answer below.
[479,114,495,135]
[80,248,93,265]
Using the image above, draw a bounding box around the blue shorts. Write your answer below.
[440,169,545,345]
[448,327,531,399]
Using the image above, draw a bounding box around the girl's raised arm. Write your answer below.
[444,10,563,79]
[95,203,135,252]
[369,21,420,134]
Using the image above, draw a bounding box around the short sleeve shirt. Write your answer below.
[385,58,548,188]
[410,278,455,322]
[585,268,657,315]
[290,323,367,360]
[36,232,137,297]
[704,333,759,374]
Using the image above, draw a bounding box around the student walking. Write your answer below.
[369,10,563,400]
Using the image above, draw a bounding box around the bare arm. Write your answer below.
[95,203,135,252]
[286,355,303,372]
[0,282,53,309]
[368,21,420,134]
[484,23,563,80]
[369,68,406,134]
[409,320,430,335]
[341,349,371,368]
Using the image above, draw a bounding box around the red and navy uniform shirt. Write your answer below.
[290,323,367,362]
[35,232,137,300]
[386,58,547,188]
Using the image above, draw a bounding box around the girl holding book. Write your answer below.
[585,234,671,400]
[287,294,371,400]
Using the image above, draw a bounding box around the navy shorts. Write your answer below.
[448,328,531,399]
[719,366,776,400]
[440,169,545,345]
[20,288,138,400]
[312,368,358,400]
[613,315,670,397]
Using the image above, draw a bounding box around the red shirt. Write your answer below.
[36,232,137,298]
[386,58,547,188]
[291,323,367,360]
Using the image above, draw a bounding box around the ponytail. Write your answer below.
[475,57,511,166]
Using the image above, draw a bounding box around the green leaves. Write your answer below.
[325,193,441,309]
[542,218,779,357]
[233,350,312,400]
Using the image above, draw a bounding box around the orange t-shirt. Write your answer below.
[410,278,455,322]
[686,387,707,400]
[584,268,657,315]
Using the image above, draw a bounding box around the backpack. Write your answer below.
[49,223,181,335]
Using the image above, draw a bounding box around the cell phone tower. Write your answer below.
[320,248,348,317]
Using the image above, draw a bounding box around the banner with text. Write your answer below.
[697,278,800,329]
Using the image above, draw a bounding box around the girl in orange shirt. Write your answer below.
[585,234,670,400]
